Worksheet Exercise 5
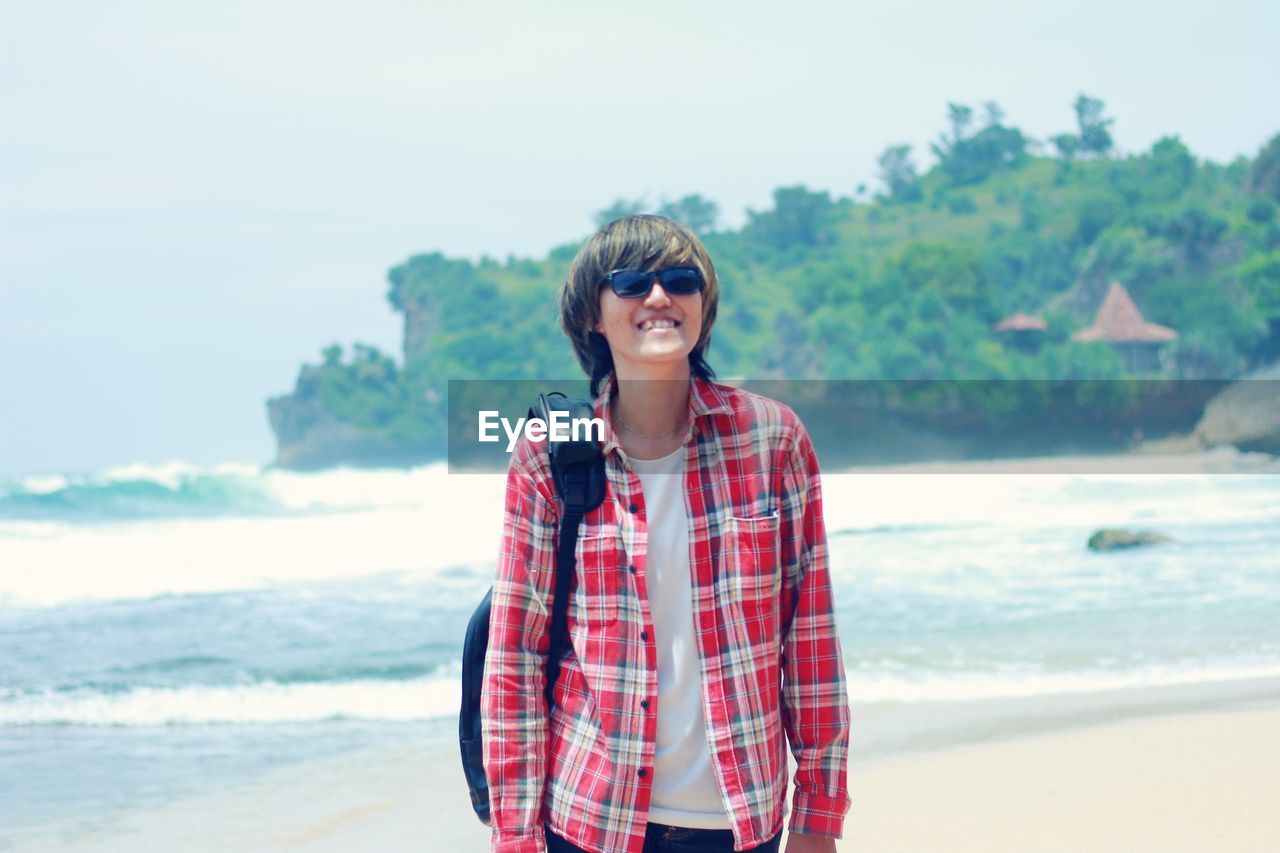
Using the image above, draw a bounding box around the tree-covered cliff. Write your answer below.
[268,96,1280,468]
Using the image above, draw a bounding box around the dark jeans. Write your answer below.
[545,823,782,853]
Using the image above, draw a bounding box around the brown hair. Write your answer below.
[559,214,718,394]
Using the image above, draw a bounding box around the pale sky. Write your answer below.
[2,0,1277,476]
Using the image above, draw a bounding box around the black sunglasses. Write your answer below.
[601,266,704,299]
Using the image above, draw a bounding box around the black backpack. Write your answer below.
[459,393,607,825]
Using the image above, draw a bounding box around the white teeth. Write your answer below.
[641,319,676,330]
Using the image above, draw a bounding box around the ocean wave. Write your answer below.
[259,461,455,513]
[0,673,461,726]
[0,509,501,607]
[0,463,282,521]
[4,454,1275,530]
[0,460,483,523]
[6,660,1280,726]
[104,655,238,675]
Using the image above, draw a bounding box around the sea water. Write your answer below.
[2,454,1278,843]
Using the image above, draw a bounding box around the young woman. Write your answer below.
[482,215,850,853]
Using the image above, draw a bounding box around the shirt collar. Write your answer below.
[593,372,732,459]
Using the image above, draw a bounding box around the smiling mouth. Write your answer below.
[638,319,679,331]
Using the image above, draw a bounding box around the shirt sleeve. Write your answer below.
[481,442,561,853]
[777,420,852,839]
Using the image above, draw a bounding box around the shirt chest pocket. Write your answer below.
[571,523,623,627]
[724,510,782,603]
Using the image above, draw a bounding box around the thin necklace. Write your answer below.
[615,412,687,440]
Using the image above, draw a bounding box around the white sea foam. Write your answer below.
[0,505,503,606]
[14,473,70,495]
[95,460,231,490]
[5,460,474,514]
[5,660,1279,727]
[848,660,1280,703]
[0,672,461,726]
[0,463,508,606]
[259,461,472,512]
[820,462,1280,534]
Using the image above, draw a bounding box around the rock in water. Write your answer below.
[1087,529,1173,552]
[1194,363,1280,454]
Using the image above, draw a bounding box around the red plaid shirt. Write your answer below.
[482,377,850,853]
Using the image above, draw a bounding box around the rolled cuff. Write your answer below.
[788,788,850,839]
[492,827,548,853]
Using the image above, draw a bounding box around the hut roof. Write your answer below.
[1071,282,1178,344]
[994,312,1047,332]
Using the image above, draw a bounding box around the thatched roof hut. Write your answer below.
[1072,282,1177,372]
[994,312,1047,332]
[1072,282,1177,344]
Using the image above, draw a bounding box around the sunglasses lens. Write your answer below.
[606,267,704,298]
[610,270,653,298]
[660,268,703,295]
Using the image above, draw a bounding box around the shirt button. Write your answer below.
[629,565,637,574]
[641,699,650,709]
[629,503,639,513]
[640,631,648,641]
[637,768,647,778]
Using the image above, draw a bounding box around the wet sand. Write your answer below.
[26,677,1280,852]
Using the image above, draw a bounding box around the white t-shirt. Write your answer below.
[630,445,731,830]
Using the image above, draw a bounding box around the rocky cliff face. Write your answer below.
[401,298,436,366]
[1194,363,1280,454]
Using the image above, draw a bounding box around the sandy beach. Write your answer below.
[844,703,1280,853]
[21,677,1279,852]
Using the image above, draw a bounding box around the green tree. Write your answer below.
[307,342,406,430]
[1052,133,1079,160]
[946,102,975,143]
[1018,189,1047,232]
[1073,191,1126,247]
[1249,132,1280,201]
[745,186,834,248]
[1150,136,1196,187]
[1247,198,1277,225]
[1236,251,1280,318]
[882,242,994,317]
[658,194,720,234]
[387,252,476,314]
[876,144,923,202]
[1159,206,1228,267]
[1073,94,1114,156]
[1084,227,1174,294]
[932,101,1027,185]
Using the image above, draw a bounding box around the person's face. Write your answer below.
[595,266,703,379]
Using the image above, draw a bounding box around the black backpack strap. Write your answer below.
[545,502,583,705]
[531,393,606,705]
